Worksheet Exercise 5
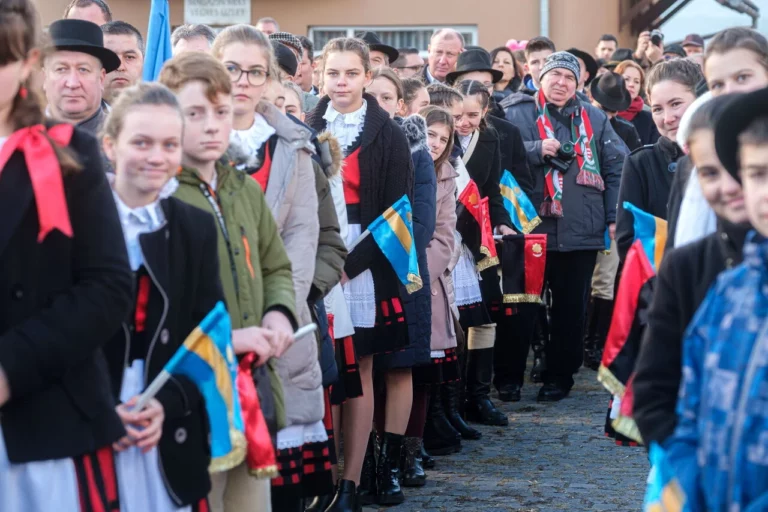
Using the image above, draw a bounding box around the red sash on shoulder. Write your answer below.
[250,141,272,192]
[343,148,361,205]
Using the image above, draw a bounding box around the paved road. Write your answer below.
[367,368,648,511]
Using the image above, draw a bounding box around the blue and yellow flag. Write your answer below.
[163,302,246,473]
[368,195,423,294]
[644,442,688,512]
[623,202,668,272]
[500,170,541,234]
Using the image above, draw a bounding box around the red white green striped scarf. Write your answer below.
[535,89,604,217]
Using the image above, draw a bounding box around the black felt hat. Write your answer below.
[445,48,503,85]
[47,19,120,73]
[566,48,598,86]
[590,72,631,112]
[714,87,768,180]
[357,32,399,64]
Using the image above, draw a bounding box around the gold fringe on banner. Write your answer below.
[502,293,543,304]
[209,431,247,473]
[597,364,626,397]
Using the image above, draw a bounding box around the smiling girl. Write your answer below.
[615,60,659,146]
[305,37,414,512]
[615,59,702,259]
[101,83,224,512]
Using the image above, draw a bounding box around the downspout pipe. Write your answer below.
[540,0,550,38]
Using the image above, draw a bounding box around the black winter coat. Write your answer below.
[501,93,626,252]
[460,126,514,229]
[629,109,660,147]
[616,136,684,260]
[633,220,749,446]
[611,116,642,152]
[0,127,132,463]
[377,115,437,370]
[664,155,695,251]
[103,197,224,506]
[487,115,535,198]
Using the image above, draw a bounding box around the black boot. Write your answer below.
[465,348,509,426]
[420,442,436,469]
[400,436,427,487]
[304,494,333,512]
[443,380,482,440]
[423,386,461,455]
[583,298,598,371]
[376,432,405,505]
[325,479,359,512]
[591,298,614,371]
[357,432,377,506]
[530,305,549,383]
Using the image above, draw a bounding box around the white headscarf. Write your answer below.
[673,92,718,248]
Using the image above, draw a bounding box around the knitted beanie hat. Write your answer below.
[539,51,580,83]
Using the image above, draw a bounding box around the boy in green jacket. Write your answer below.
[159,52,297,512]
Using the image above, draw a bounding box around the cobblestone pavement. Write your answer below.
[366,368,648,512]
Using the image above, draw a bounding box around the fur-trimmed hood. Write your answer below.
[395,114,429,155]
[315,131,342,179]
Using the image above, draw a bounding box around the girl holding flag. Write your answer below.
[306,37,414,512]
[100,82,224,512]
[0,0,133,510]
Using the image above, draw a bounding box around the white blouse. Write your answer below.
[323,100,366,152]
[229,113,276,164]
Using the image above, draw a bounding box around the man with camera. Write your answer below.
[502,52,626,402]
[633,30,666,68]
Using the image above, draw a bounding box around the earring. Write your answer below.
[177,166,183,175]
[18,86,28,99]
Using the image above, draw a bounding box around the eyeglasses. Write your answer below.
[395,65,423,73]
[225,64,268,86]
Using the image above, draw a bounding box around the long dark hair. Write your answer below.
[420,105,455,176]
[489,46,521,92]
[1,0,80,174]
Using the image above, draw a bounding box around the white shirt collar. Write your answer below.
[230,113,276,154]
[112,192,164,228]
[323,100,367,127]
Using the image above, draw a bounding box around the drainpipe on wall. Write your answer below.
[540,0,550,38]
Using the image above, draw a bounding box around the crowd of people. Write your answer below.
[2,0,768,510]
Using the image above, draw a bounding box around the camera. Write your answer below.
[544,141,575,173]
[650,30,664,47]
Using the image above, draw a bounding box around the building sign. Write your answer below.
[184,0,251,26]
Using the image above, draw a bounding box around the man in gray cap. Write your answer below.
[502,51,627,403]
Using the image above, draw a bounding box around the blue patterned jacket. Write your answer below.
[667,234,768,512]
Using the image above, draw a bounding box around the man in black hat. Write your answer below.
[43,19,120,136]
[445,48,502,88]
[503,52,626,402]
[590,72,641,151]
[357,31,399,69]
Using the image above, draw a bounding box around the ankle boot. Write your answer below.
[583,298,598,371]
[357,432,377,506]
[591,298,614,371]
[530,305,549,383]
[443,380,482,440]
[423,386,461,455]
[325,479,359,512]
[304,494,333,512]
[465,348,508,426]
[420,441,436,469]
[376,432,405,505]
[400,436,427,487]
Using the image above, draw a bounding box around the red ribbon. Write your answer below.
[0,124,74,242]
[236,353,278,476]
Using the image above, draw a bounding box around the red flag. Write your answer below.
[476,197,499,271]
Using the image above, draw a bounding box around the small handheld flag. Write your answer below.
[623,202,668,271]
[476,197,499,271]
[500,170,542,234]
[136,302,246,472]
[365,195,423,294]
[143,0,173,82]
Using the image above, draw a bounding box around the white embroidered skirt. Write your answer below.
[343,224,376,328]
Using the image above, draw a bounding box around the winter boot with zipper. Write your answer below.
[356,432,377,506]
[400,436,427,487]
[423,385,461,455]
[376,433,405,505]
[465,348,509,426]
[443,380,482,440]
